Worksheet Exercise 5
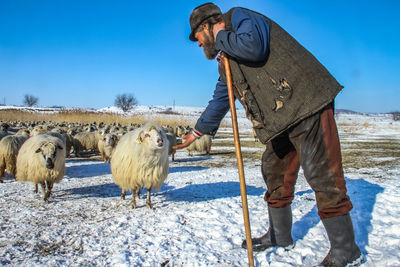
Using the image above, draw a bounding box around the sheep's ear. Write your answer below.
[136,132,144,144]
[35,147,42,153]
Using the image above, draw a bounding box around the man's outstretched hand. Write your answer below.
[173,133,196,150]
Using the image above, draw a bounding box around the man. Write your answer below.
[174,3,362,267]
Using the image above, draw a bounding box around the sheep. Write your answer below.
[61,132,74,157]
[16,129,30,136]
[30,126,71,157]
[50,128,73,157]
[0,133,29,182]
[0,123,9,132]
[98,133,119,163]
[174,126,185,137]
[111,121,169,209]
[16,134,65,201]
[0,123,10,141]
[166,132,177,161]
[72,131,101,156]
[30,125,48,136]
[186,134,212,156]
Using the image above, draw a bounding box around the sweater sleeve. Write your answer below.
[215,8,270,63]
[194,77,231,136]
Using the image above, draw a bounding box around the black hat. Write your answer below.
[189,3,222,42]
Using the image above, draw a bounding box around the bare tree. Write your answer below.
[391,111,400,121]
[114,93,138,112]
[23,94,39,107]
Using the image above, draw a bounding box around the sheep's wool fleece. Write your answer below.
[187,134,211,153]
[16,134,65,184]
[111,121,169,191]
[0,135,28,175]
[74,132,100,150]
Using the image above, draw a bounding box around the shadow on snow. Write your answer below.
[65,159,111,178]
[65,160,210,178]
[173,156,212,163]
[60,182,122,199]
[169,166,209,173]
[61,162,210,199]
[292,178,383,256]
[162,181,265,202]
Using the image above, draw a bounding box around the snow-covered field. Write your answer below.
[0,107,399,266]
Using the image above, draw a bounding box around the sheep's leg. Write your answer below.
[44,181,53,201]
[131,187,139,209]
[121,189,126,200]
[34,183,38,193]
[40,182,46,199]
[0,167,4,183]
[146,188,153,210]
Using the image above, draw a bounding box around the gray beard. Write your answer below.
[202,31,218,60]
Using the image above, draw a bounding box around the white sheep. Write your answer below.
[16,134,65,201]
[98,133,119,163]
[73,131,101,156]
[186,134,212,156]
[111,121,169,209]
[166,132,177,161]
[0,133,29,182]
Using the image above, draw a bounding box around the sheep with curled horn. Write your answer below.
[16,134,65,201]
[111,121,169,209]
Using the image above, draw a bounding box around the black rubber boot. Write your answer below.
[320,214,363,267]
[242,206,294,251]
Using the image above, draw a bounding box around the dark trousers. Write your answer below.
[261,103,353,219]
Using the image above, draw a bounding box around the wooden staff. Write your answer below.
[221,53,255,267]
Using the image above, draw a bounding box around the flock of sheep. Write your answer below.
[0,120,212,208]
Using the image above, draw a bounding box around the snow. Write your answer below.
[0,106,400,266]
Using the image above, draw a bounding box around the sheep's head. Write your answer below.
[31,126,46,136]
[1,123,9,132]
[104,134,118,146]
[136,127,167,150]
[35,142,64,170]
[17,129,30,137]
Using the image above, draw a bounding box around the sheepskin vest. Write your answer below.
[219,8,343,144]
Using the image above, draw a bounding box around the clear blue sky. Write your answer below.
[0,0,399,113]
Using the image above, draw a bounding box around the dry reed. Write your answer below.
[0,108,207,127]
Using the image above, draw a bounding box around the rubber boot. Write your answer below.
[320,214,363,267]
[242,206,294,251]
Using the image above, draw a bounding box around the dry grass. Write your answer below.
[341,139,400,170]
[212,128,400,172]
[0,109,197,127]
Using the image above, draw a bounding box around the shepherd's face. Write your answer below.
[195,24,218,60]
